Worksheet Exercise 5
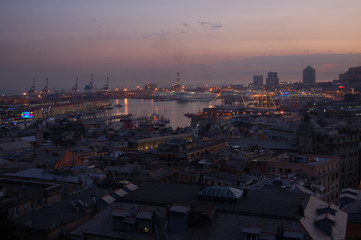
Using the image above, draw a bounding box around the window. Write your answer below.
[23,203,29,212]
[15,206,20,216]
[244,233,259,240]
[8,209,14,217]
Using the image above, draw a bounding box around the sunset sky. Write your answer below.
[1,0,361,94]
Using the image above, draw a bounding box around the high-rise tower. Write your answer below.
[253,75,263,89]
[266,72,279,89]
[303,66,316,88]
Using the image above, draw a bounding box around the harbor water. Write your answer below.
[110,98,220,128]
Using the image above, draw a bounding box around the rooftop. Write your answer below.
[70,202,167,240]
[15,188,111,232]
[270,154,337,166]
[122,183,309,221]
[2,168,105,186]
[0,177,63,208]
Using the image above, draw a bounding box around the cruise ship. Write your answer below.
[153,91,176,101]
[175,91,216,102]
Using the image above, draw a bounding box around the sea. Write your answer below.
[110,98,221,129]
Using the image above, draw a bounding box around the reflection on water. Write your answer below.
[111,99,220,128]
[124,98,128,114]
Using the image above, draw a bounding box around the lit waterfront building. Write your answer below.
[339,66,361,89]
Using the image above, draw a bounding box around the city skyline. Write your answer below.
[1,1,361,94]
